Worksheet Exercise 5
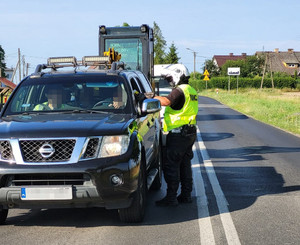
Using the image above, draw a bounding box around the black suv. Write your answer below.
[0,56,162,223]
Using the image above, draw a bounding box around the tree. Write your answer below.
[0,45,6,78]
[115,22,130,27]
[203,59,220,76]
[164,42,180,64]
[220,56,264,77]
[153,22,167,64]
[243,55,264,77]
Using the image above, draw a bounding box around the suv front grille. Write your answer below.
[83,138,100,159]
[19,139,76,162]
[6,173,88,186]
[0,141,13,160]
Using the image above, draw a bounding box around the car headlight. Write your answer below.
[99,135,129,157]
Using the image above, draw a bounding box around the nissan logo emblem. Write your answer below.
[39,143,55,158]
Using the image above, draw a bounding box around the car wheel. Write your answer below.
[118,161,146,223]
[150,144,162,190]
[0,208,8,225]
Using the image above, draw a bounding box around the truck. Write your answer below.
[99,24,154,86]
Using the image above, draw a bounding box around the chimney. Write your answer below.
[229,53,233,56]
[288,48,294,53]
[274,48,279,53]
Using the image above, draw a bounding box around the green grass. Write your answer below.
[200,88,300,136]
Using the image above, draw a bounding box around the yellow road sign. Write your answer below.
[203,69,210,76]
[203,75,210,81]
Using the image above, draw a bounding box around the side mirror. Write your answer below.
[141,99,161,114]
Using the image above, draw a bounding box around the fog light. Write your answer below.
[110,174,123,186]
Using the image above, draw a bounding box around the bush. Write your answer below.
[189,76,297,91]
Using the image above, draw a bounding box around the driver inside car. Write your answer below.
[108,85,126,109]
[34,87,70,111]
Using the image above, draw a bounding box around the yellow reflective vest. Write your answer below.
[33,102,68,111]
[163,84,198,132]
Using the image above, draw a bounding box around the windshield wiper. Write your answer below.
[67,109,110,114]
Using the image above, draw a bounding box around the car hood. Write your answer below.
[0,113,135,138]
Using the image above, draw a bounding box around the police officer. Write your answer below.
[154,73,198,206]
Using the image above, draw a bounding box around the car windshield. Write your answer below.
[3,74,131,116]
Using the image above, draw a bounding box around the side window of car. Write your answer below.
[130,77,142,93]
[136,73,153,93]
[134,77,146,93]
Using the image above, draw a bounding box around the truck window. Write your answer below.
[105,39,143,71]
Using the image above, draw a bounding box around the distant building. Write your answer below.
[0,77,16,105]
[256,49,300,76]
[213,53,247,68]
[5,68,14,82]
[1,68,16,88]
[0,77,17,89]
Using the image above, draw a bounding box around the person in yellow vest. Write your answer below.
[34,87,69,111]
[154,74,198,206]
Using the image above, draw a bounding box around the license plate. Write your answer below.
[21,187,72,200]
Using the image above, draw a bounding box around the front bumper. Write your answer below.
[0,153,141,210]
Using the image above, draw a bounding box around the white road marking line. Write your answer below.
[192,144,216,245]
[196,128,242,245]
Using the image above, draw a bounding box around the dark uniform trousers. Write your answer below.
[164,125,197,198]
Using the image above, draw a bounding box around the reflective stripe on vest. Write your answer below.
[163,84,198,132]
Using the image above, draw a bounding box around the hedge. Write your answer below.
[189,76,298,91]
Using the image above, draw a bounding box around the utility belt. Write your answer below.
[169,124,196,136]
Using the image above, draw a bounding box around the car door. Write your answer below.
[129,75,156,165]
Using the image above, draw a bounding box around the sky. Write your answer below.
[1,0,300,82]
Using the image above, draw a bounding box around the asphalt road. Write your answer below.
[1,96,300,245]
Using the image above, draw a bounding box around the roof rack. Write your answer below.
[31,55,125,78]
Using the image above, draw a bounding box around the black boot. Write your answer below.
[177,193,192,203]
[155,195,178,207]
[156,183,178,207]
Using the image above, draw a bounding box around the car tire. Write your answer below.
[0,208,8,225]
[150,144,162,190]
[118,161,146,223]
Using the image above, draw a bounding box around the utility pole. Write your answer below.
[260,52,267,89]
[22,55,26,79]
[186,48,197,79]
[269,54,274,89]
[11,60,19,84]
[26,63,29,77]
[18,48,21,83]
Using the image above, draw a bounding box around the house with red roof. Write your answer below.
[213,49,300,76]
[213,53,247,68]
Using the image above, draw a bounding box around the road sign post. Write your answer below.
[227,67,240,93]
[203,69,210,89]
